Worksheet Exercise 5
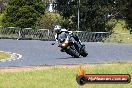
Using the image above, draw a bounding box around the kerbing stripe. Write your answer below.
[0,51,22,62]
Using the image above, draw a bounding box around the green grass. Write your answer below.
[0,51,11,60]
[0,63,132,88]
[105,20,132,43]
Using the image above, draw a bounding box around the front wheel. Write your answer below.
[66,47,80,58]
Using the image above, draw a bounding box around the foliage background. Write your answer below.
[2,0,45,28]
[0,0,131,31]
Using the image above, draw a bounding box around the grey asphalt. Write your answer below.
[0,39,132,67]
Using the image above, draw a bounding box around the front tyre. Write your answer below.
[67,47,80,58]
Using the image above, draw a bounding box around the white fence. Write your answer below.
[0,26,132,43]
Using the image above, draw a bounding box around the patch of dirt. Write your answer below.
[0,64,95,73]
[0,63,128,73]
[0,66,52,73]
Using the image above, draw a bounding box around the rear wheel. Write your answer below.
[80,50,88,57]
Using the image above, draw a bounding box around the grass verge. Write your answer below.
[0,51,11,60]
[0,63,132,88]
[105,20,132,43]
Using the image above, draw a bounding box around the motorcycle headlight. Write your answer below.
[62,43,66,47]
[64,40,69,44]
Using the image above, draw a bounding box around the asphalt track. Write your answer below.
[0,39,132,67]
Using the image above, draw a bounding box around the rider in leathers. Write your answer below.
[53,25,84,52]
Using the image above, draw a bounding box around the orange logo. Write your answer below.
[76,65,131,85]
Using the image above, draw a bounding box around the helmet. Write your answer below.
[61,28,68,32]
[54,25,62,33]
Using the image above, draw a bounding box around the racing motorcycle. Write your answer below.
[58,36,88,58]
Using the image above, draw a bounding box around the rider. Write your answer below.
[53,25,84,52]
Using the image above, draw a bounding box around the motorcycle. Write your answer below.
[58,37,88,58]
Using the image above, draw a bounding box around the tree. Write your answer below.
[55,0,117,32]
[35,12,63,29]
[2,0,45,28]
[123,0,132,29]
[110,0,132,30]
[0,0,7,13]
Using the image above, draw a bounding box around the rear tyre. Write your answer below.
[80,50,88,57]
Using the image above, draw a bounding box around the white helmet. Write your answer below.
[54,25,62,33]
[61,28,68,32]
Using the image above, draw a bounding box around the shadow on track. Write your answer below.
[56,57,78,59]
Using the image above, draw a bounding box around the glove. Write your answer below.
[51,43,55,45]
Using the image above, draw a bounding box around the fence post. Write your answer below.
[48,29,50,36]
[17,28,22,40]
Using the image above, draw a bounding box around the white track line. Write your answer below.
[0,51,23,62]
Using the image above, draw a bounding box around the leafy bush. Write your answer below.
[0,14,4,26]
[2,0,45,28]
[35,12,64,30]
